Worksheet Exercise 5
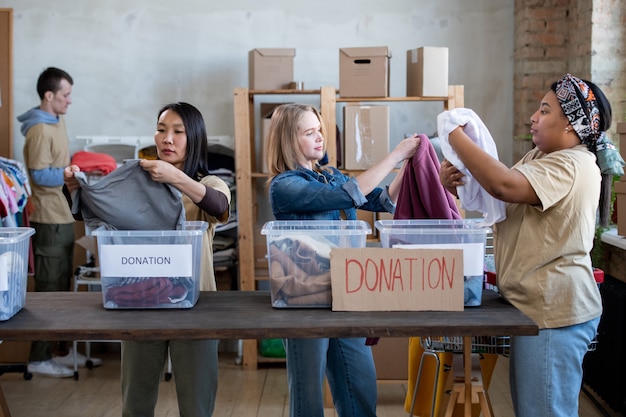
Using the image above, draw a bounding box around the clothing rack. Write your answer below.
[0,156,32,381]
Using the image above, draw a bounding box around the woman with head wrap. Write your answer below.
[439,74,624,416]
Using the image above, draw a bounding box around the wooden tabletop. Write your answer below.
[0,290,537,341]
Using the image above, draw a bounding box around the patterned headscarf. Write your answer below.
[554,73,624,176]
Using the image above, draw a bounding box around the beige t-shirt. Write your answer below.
[22,118,74,224]
[495,145,602,329]
[183,175,231,292]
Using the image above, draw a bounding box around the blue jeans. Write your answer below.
[284,337,377,417]
[509,317,600,417]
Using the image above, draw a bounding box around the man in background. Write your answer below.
[18,66,100,377]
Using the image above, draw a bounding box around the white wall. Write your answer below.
[3,0,514,166]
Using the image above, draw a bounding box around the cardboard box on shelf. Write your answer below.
[259,103,288,173]
[343,105,390,170]
[248,48,296,90]
[339,46,390,98]
[406,47,449,97]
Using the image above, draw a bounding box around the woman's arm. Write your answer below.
[439,159,463,197]
[355,134,420,196]
[448,126,539,205]
[386,159,408,203]
[139,159,206,202]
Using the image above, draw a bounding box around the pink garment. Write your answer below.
[394,134,461,221]
[366,136,461,346]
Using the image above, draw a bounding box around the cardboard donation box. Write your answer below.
[343,105,390,170]
[92,221,207,309]
[330,247,464,311]
[248,48,296,90]
[0,228,35,320]
[339,46,390,97]
[406,47,449,97]
[375,219,490,307]
[261,220,371,308]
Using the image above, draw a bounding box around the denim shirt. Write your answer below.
[269,165,395,220]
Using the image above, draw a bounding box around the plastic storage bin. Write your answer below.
[375,219,490,307]
[0,227,35,320]
[261,220,371,308]
[92,221,207,309]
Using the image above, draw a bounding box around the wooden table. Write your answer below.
[0,290,538,417]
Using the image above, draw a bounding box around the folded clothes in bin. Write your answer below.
[267,237,333,307]
[93,222,208,309]
[104,277,194,308]
[261,220,371,308]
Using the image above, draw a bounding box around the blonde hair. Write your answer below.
[265,103,328,187]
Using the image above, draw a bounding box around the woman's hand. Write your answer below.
[389,134,421,164]
[139,159,183,184]
[63,165,81,193]
[439,159,464,197]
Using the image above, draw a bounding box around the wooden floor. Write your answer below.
[0,343,613,417]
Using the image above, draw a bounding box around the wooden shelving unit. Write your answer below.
[233,85,464,370]
[0,8,13,159]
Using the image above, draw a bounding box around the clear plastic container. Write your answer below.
[0,228,35,320]
[261,220,371,308]
[92,221,207,309]
[375,219,491,307]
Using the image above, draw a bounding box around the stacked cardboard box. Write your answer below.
[406,47,449,97]
[248,48,295,90]
[339,46,391,98]
[342,105,390,170]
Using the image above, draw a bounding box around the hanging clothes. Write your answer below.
[0,156,32,227]
[0,156,34,274]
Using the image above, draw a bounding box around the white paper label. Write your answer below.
[99,244,193,277]
[393,243,485,276]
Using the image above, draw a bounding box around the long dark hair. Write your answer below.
[157,102,211,180]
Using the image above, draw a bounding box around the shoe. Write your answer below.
[27,360,73,378]
[54,347,103,368]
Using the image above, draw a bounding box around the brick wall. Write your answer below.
[513,0,625,163]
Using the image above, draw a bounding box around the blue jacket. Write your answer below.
[269,165,395,220]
